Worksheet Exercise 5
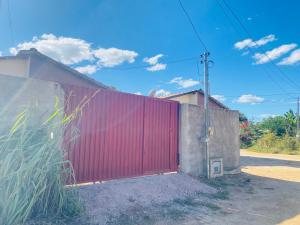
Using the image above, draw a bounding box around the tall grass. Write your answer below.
[250,132,300,155]
[0,103,83,224]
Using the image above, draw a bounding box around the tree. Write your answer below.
[239,113,262,148]
[239,113,248,123]
[258,116,286,137]
[284,109,296,136]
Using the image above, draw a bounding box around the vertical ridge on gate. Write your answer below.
[63,85,179,183]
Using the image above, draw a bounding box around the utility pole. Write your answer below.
[297,97,300,141]
[201,52,210,179]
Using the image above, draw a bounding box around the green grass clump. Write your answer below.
[0,109,83,225]
[249,132,300,155]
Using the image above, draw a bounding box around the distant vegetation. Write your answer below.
[240,110,300,154]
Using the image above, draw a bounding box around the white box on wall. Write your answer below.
[210,158,223,178]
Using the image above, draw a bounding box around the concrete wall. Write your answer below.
[168,92,198,105]
[0,74,64,133]
[0,58,29,77]
[28,54,102,89]
[167,92,226,110]
[179,103,240,176]
[197,93,227,110]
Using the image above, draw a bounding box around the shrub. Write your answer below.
[240,122,263,148]
[257,116,286,137]
[255,133,277,149]
[250,132,300,154]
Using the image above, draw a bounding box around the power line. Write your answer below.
[214,0,290,94]
[7,0,14,45]
[178,0,208,52]
[218,0,300,91]
[196,59,202,86]
[102,56,199,71]
[224,92,300,98]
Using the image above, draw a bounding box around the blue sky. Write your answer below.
[1,0,300,120]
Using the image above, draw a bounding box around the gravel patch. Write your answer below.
[78,173,216,224]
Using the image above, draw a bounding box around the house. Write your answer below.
[0,49,180,182]
[163,90,228,110]
[0,48,108,89]
[0,49,240,180]
[0,48,109,135]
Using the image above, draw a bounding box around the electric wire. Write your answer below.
[178,0,208,52]
[101,56,199,71]
[7,0,14,45]
[219,0,300,91]
[215,0,292,94]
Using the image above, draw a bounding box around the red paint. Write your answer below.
[63,85,179,183]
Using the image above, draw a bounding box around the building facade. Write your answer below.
[163,90,228,110]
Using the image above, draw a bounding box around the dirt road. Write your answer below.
[73,150,300,225]
[240,150,300,225]
[204,150,300,225]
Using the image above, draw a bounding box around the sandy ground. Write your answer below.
[199,150,300,225]
[73,150,300,225]
[77,173,217,225]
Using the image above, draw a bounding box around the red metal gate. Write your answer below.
[63,86,179,183]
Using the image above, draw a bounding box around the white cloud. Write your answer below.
[143,54,163,65]
[242,51,250,56]
[170,76,199,89]
[10,33,93,64]
[234,34,276,50]
[212,95,226,102]
[278,49,300,65]
[146,63,167,71]
[235,94,264,104]
[9,33,139,69]
[260,114,278,119]
[94,47,138,67]
[253,43,297,64]
[143,54,166,72]
[134,92,142,95]
[153,89,171,97]
[75,65,98,75]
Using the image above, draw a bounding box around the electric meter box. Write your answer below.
[209,158,223,178]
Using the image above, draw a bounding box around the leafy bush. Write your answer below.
[240,122,263,148]
[0,109,83,225]
[250,133,300,154]
[240,110,300,153]
[257,116,286,137]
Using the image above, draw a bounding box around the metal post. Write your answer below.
[202,52,210,179]
[297,97,299,141]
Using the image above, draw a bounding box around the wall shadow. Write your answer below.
[241,155,300,168]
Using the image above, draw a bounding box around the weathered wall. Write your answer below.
[0,74,64,133]
[0,58,29,77]
[179,103,240,176]
[169,92,198,105]
[197,93,227,110]
[28,54,103,89]
[167,92,226,110]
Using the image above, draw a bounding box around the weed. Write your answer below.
[199,202,221,211]
[173,197,200,207]
[0,106,83,225]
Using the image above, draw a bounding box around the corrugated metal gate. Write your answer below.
[63,86,179,183]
